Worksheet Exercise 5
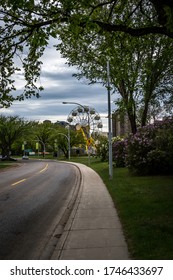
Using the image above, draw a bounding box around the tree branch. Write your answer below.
[93,21,173,38]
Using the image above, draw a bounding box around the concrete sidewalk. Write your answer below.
[51,163,130,260]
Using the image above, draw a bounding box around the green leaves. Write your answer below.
[165,6,173,32]
[0,115,32,157]
[6,0,35,10]
[1,0,173,108]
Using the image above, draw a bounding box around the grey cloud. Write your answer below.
[1,45,116,131]
[41,70,75,82]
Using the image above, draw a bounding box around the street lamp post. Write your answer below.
[22,141,27,157]
[107,60,113,179]
[57,132,70,160]
[66,125,71,160]
[36,139,46,158]
[54,139,58,159]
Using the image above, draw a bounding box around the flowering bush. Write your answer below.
[112,137,126,167]
[125,117,173,175]
[95,135,109,161]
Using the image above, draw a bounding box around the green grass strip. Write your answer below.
[67,157,173,259]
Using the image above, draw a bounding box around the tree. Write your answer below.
[139,36,173,126]
[0,115,32,158]
[57,18,173,134]
[1,1,173,106]
[32,121,55,156]
[52,126,86,158]
[114,35,173,132]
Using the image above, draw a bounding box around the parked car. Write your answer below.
[22,155,29,160]
[1,155,17,161]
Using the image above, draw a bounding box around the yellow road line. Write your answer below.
[11,163,49,186]
[36,163,49,174]
[11,179,27,186]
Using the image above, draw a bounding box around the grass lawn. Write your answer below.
[0,162,13,169]
[64,156,173,260]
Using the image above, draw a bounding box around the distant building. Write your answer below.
[99,131,108,137]
[43,120,51,124]
[112,110,131,137]
[55,120,69,127]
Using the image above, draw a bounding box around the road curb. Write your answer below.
[39,162,83,259]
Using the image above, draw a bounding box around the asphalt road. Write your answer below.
[0,159,80,260]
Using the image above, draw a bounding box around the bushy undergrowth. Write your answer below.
[113,117,173,175]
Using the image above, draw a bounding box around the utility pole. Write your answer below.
[107,60,113,179]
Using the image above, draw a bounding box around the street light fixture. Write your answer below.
[62,101,90,137]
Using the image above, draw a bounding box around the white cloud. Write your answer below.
[1,39,116,132]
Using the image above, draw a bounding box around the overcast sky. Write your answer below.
[1,39,116,132]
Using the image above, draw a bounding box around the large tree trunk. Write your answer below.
[127,108,137,134]
[141,102,149,127]
[118,80,138,134]
[141,88,153,127]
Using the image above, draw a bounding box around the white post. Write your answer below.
[107,60,113,179]
[67,125,71,160]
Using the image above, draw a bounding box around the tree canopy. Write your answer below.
[57,18,173,133]
[1,0,173,106]
[0,115,32,158]
[0,116,87,158]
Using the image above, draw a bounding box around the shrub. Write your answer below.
[125,117,173,175]
[112,137,126,167]
[95,136,108,162]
